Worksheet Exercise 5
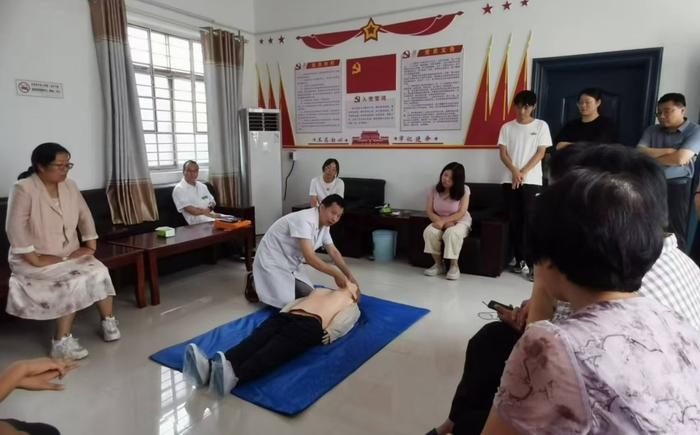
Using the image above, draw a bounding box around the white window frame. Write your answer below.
[127,24,208,171]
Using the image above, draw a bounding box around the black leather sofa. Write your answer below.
[407,182,509,277]
[0,182,254,308]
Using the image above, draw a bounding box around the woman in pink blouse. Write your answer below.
[5,143,120,360]
[482,168,700,434]
[423,162,472,280]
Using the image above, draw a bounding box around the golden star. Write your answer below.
[362,18,381,42]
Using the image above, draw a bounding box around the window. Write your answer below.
[127,25,208,169]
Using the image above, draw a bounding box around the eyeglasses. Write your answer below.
[48,163,75,170]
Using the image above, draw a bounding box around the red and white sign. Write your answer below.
[346,54,396,94]
[401,45,463,131]
[295,59,342,133]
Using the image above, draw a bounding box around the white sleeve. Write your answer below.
[172,186,189,212]
[288,211,314,240]
[538,121,553,147]
[321,227,333,246]
[335,178,345,198]
[309,177,319,196]
[497,122,509,146]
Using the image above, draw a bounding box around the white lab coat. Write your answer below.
[253,207,333,308]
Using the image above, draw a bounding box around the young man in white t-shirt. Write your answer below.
[497,90,552,281]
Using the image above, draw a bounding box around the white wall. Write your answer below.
[254,0,467,34]
[0,0,105,197]
[4,0,700,212]
[254,0,700,211]
[0,0,257,197]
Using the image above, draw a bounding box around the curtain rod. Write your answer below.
[130,0,253,34]
[255,0,474,35]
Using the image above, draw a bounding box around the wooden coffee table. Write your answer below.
[107,222,254,305]
[95,242,146,308]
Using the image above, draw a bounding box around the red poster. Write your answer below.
[346,54,396,94]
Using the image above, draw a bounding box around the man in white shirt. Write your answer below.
[172,160,220,225]
[246,194,359,308]
[497,90,552,281]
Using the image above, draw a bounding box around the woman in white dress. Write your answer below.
[309,158,345,207]
[5,143,121,360]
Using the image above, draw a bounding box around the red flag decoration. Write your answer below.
[256,65,266,108]
[464,35,531,147]
[464,38,492,145]
[346,54,396,94]
[508,31,531,119]
[297,12,463,49]
[266,65,277,109]
[278,64,296,147]
[490,35,512,125]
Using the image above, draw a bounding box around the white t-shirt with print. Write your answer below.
[309,176,345,201]
[497,119,552,186]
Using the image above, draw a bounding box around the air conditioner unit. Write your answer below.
[239,108,282,234]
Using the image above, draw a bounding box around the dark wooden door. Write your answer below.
[533,48,662,147]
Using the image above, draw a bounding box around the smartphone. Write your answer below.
[486,300,513,311]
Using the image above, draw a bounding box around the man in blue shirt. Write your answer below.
[637,93,700,250]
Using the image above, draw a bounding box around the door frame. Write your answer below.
[532,47,663,131]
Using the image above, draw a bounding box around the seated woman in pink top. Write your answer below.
[5,143,120,361]
[423,162,472,280]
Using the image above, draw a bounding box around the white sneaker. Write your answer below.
[51,334,89,360]
[183,343,210,388]
[424,263,445,276]
[101,316,121,342]
[446,266,461,280]
[208,351,238,397]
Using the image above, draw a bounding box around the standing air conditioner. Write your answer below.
[239,108,282,234]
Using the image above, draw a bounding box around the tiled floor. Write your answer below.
[0,256,531,434]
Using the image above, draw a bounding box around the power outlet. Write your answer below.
[288,151,297,161]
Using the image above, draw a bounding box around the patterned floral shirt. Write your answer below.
[495,296,700,434]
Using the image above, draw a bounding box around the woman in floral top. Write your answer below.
[482,167,700,434]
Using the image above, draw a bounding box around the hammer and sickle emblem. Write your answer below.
[351,62,362,75]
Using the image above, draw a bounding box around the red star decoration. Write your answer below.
[278,35,285,44]
[361,18,381,42]
[268,37,273,44]
[259,38,264,44]
[521,0,529,5]
[482,3,493,14]
[502,1,512,10]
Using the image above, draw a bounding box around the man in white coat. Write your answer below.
[172,160,222,225]
[246,194,358,308]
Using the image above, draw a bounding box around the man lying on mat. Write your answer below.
[183,282,361,396]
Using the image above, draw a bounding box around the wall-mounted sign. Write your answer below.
[16,79,64,98]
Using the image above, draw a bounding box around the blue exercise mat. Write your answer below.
[150,294,429,415]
